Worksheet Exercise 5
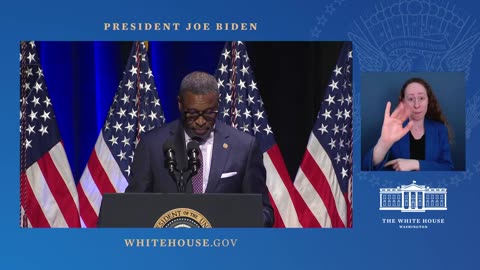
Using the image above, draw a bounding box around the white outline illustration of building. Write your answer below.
[379,181,447,212]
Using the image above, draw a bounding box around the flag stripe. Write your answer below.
[96,133,128,193]
[87,146,117,195]
[77,178,100,228]
[26,162,67,227]
[298,137,347,227]
[41,142,80,227]
[21,172,50,227]
[264,150,301,227]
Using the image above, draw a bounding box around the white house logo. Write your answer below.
[379,180,447,212]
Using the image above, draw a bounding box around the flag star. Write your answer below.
[148,111,158,121]
[227,79,235,90]
[222,49,231,60]
[225,93,233,103]
[238,79,246,89]
[27,52,35,63]
[333,65,342,76]
[342,153,350,163]
[258,99,264,106]
[332,124,339,135]
[346,95,352,105]
[240,65,249,76]
[253,124,261,134]
[329,79,339,91]
[109,135,118,145]
[237,94,244,104]
[43,96,51,108]
[125,122,134,133]
[346,65,351,74]
[125,166,131,176]
[341,124,348,134]
[232,122,238,129]
[35,68,44,79]
[104,121,110,130]
[348,50,352,59]
[328,138,336,149]
[321,109,331,120]
[341,167,348,178]
[117,108,127,118]
[39,124,48,135]
[222,108,229,118]
[29,41,36,48]
[264,124,273,135]
[125,79,134,90]
[120,94,130,104]
[117,150,127,161]
[23,82,31,91]
[334,153,341,164]
[147,68,153,78]
[254,110,264,120]
[139,124,146,133]
[113,121,123,132]
[121,136,130,147]
[241,123,249,132]
[243,108,251,119]
[40,111,51,122]
[129,65,138,76]
[217,79,224,88]
[249,81,258,91]
[234,50,241,61]
[344,109,351,119]
[26,124,35,135]
[337,95,345,106]
[25,139,32,149]
[318,123,328,134]
[151,97,160,107]
[28,110,38,121]
[339,138,344,149]
[33,82,43,92]
[31,96,41,107]
[25,67,33,77]
[325,95,335,105]
[129,108,138,119]
[247,95,255,105]
[335,109,343,120]
[144,82,152,92]
[218,63,228,74]
[129,153,135,162]
[244,52,250,62]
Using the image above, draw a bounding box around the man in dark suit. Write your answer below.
[125,71,274,227]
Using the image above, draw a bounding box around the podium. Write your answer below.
[97,193,264,228]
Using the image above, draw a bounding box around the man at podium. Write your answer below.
[125,71,274,227]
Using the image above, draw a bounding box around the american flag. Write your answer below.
[77,42,165,227]
[215,41,316,227]
[293,42,353,227]
[20,41,80,228]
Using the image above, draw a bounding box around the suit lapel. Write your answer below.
[205,123,231,193]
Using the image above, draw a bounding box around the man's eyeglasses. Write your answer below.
[183,109,219,121]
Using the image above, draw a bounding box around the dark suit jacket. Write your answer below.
[125,120,274,227]
[363,119,453,171]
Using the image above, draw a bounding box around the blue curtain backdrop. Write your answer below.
[37,41,224,182]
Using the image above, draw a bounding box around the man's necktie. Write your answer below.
[192,144,203,193]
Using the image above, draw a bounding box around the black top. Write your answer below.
[410,133,425,160]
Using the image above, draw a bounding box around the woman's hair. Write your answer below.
[398,77,453,142]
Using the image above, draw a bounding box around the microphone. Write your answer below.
[163,141,177,175]
[186,140,201,174]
